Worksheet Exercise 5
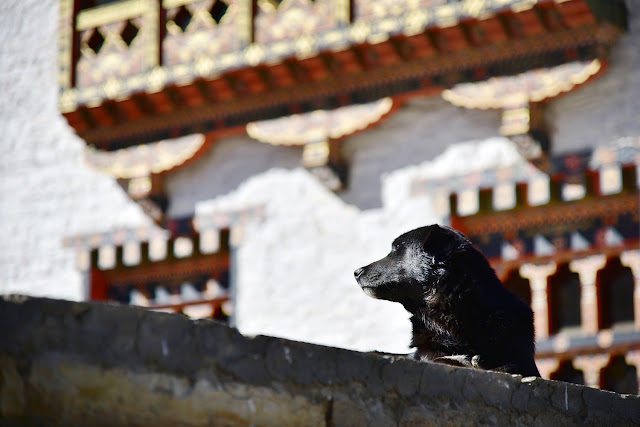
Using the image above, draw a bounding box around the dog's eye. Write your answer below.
[391,244,403,254]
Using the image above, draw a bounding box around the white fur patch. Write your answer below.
[362,287,378,298]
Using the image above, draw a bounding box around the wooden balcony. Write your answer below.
[58,0,627,150]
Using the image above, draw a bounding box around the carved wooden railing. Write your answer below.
[59,0,627,150]
[60,0,601,112]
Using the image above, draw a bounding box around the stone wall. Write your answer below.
[1,295,638,426]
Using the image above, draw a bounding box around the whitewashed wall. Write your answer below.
[547,1,640,154]
[167,135,301,217]
[193,138,523,354]
[176,1,640,353]
[0,1,150,300]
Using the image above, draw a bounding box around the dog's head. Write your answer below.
[354,224,471,308]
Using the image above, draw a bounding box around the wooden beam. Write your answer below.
[476,15,510,44]
[438,25,469,52]
[69,17,620,150]
[267,62,298,88]
[517,8,546,36]
[118,98,146,121]
[87,104,115,127]
[145,91,174,114]
[556,0,598,28]
[176,83,206,108]
[285,60,311,83]
[299,56,330,81]
[536,3,568,31]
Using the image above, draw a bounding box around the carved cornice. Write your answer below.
[84,133,206,178]
[58,0,627,150]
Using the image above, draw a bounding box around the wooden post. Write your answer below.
[520,262,557,341]
[573,354,610,389]
[620,250,640,330]
[569,254,607,334]
[624,350,640,395]
[535,357,560,380]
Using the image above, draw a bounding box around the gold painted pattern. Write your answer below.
[442,60,602,110]
[246,97,392,145]
[60,0,555,112]
[163,0,243,67]
[58,0,74,90]
[255,0,338,45]
[85,133,206,178]
[75,0,159,91]
[76,0,146,31]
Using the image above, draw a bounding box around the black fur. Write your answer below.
[354,224,540,377]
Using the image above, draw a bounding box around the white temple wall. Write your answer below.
[0,1,150,301]
[547,0,640,153]
[164,98,509,353]
[176,2,640,353]
[166,135,300,218]
[193,137,524,353]
[340,97,503,209]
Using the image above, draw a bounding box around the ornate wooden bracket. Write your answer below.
[246,97,393,191]
[442,59,605,170]
[84,133,208,224]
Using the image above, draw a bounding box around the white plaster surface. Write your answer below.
[341,97,503,209]
[166,135,301,218]
[546,1,640,154]
[196,137,524,353]
[0,1,150,300]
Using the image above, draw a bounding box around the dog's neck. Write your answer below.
[409,309,470,359]
[400,300,423,313]
[403,263,489,358]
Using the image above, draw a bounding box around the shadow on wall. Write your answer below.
[166,135,301,217]
[165,97,503,215]
[340,97,503,210]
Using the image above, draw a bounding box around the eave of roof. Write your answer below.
[60,0,626,151]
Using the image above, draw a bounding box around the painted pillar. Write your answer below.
[535,357,560,380]
[520,262,557,341]
[620,250,640,330]
[569,254,607,334]
[624,350,640,395]
[573,354,609,389]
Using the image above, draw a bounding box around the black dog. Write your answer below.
[354,224,540,377]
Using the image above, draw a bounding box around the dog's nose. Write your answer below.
[354,267,365,279]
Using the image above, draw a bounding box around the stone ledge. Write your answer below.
[0,295,638,426]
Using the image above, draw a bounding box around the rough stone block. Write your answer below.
[1,296,639,426]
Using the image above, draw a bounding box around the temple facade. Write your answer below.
[1,0,639,395]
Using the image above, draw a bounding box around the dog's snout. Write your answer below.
[354,267,365,279]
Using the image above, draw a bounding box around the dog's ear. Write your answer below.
[422,225,467,261]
